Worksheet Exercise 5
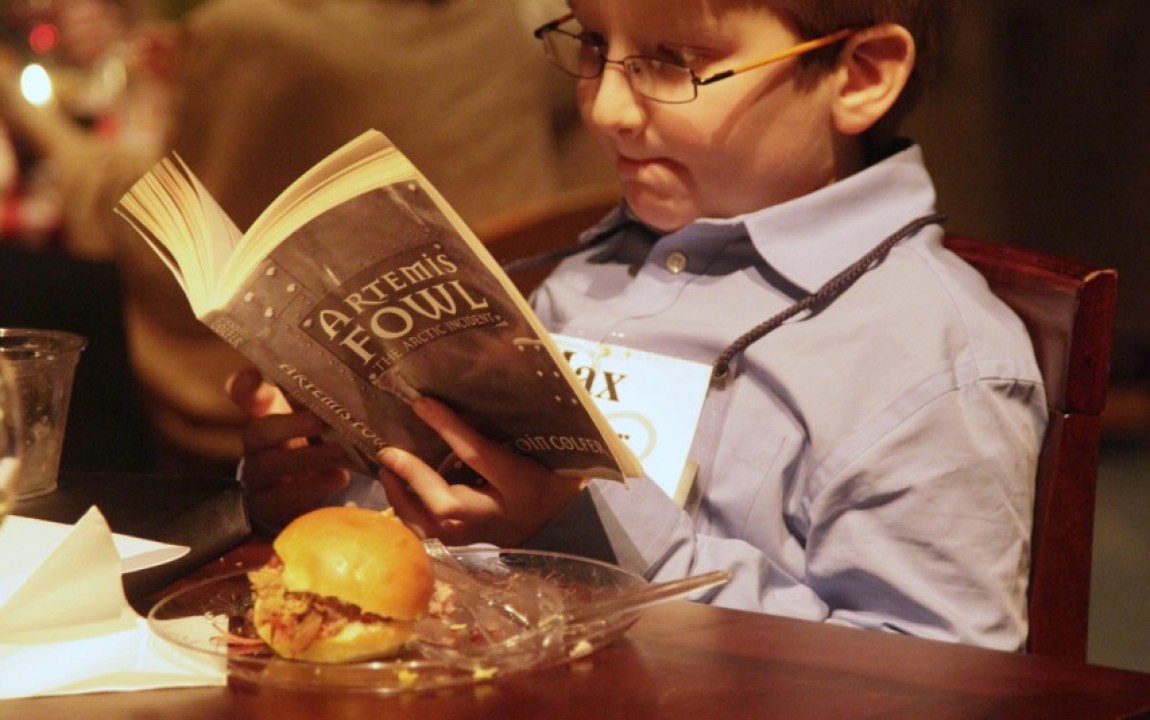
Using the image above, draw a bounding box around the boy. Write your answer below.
[229,0,1047,651]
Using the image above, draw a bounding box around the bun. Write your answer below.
[250,507,434,662]
[275,506,434,620]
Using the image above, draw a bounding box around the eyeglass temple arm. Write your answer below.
[534,12,576,39]
[695,28,857,86]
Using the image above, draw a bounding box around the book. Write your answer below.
[116,129,641,483]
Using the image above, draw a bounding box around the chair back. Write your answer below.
[479,186,620,296]
[944,234,1118,663]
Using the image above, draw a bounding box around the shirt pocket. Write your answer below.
[696,410,793,547]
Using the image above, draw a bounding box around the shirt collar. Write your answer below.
[584,144,938,293]
[742,144,937,290]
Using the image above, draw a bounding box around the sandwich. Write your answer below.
[247,506,434,663]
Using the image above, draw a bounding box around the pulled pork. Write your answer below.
[248,555,396,657]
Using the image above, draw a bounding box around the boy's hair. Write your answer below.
[764,0,957,157]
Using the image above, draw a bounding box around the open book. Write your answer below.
[116,129,641,483]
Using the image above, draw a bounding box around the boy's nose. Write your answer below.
[585,65,646,133]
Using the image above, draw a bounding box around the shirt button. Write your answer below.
[665,251,688,274]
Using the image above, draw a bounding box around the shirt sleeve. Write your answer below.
[526,376,1046,652]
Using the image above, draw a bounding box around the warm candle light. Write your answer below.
[20,63,53,106]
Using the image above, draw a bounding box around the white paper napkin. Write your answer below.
[0,507,226,698]
[0,513,191,583]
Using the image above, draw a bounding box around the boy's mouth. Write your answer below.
[615,154,685,185]
[616,154,663,175]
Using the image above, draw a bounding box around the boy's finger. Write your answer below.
[246,469,349,529]
[226,368,292,417]
[410,397,535,492]
[241,411,328,451]
[242,443,349,491]
[377,472,432,539]
[377,446,466,517]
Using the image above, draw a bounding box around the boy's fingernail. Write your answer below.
[376,447,394,467]
[411,397,437,421]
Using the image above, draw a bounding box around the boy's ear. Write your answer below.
[830,24,915,136]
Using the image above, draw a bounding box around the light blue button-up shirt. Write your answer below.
[523,145,1047,651]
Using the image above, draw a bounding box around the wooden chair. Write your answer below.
[482,194,1119,663]
[944,234,1117,663]
[478,186,620,296]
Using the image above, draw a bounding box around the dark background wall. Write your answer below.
[904,2,1150,672]
[905,0,1150,377]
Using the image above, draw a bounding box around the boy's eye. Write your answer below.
[651,45,702,70]
[577,30,607,50]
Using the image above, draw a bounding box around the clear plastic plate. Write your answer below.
[147,547,648,693]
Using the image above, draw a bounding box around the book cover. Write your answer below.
[117,130,641,483]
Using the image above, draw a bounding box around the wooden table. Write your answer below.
[6,541,1150,720]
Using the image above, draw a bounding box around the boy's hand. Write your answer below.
[378,397,585,547]
[226,368,351,529]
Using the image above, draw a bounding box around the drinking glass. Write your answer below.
[0,355,23,524]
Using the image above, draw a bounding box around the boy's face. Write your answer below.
[570,0,843,232]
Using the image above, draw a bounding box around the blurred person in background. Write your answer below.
[0,0,170,472]
[0,0,611,475]
[0,112,61,247]
[0,0,168,256]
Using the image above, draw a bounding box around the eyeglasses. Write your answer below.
[533,13,856,105]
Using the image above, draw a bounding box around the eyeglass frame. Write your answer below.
[533,12,857,104]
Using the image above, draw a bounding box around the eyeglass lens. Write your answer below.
[543,30,603,78]
[543,31,697,103]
